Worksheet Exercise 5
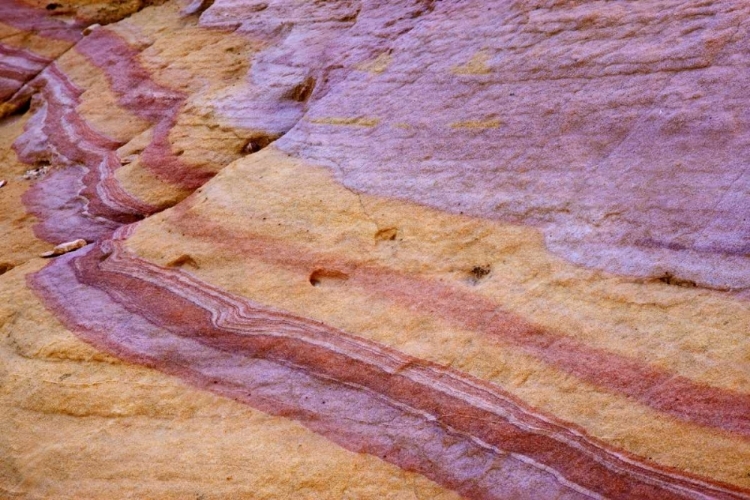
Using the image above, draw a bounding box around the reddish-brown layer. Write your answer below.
[76,29,215,189]
[27,227,750,500]
[168,211,750,438]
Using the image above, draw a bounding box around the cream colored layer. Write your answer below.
[106,0,187,42]
[20,0,156,25]
[55,49,151,143]
[113,1,261,174]
[0,261,460,500]
[113,127,195,209]
[0,113,48,268]
[114,156,193,209]
[142,24,261,175]
[0,23,72,59]
[125,147,750,488]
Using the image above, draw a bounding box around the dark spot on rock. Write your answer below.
[284,76,316,103]
[469,264,491,283]
[46,3,61,10]
[309,269,349,287]
[0,262,14,276]
[242,134,275,154]
[657,272,696,288]
[167,254,200,269]
[375,227,398,241]
[339,8,360,22]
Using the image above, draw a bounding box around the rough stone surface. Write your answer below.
[1,1,749,498]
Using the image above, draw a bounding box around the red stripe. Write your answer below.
[26,231,750,499]
[170,211,750,438]
[76,30,214,189]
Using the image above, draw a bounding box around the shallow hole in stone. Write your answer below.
[0,262,15,276]
[309,269,349,287]
[657,272,696,288]
[468,264,491,284]
[284,76,316,103]
[167,254,200,269]
[242,134,275,155]
[375,227,398,241]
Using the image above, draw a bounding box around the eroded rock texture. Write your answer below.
[1,0,749,498]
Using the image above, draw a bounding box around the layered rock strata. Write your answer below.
[1,0,749,498]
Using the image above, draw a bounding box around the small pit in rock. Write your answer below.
[309,269,349,287]
[468,264,491,284]
[285,76,317,103]
[657,272,696,288]
[167,254,200,269]
[375,227,398,241]
[242,134,275,154]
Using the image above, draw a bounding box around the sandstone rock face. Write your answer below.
[1,1,749,499]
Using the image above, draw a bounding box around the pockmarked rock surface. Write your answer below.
[1,0,749,498]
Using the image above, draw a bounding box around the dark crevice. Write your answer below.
[242,133,278,155]
[0,95,31,126]
[284,76,316,103]
[656,272,697,288]
[11,96,31,116]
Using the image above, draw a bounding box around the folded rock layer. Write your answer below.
[1,0,749,499]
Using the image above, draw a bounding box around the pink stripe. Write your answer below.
[15,65,157,243]
[0,43,51,102]
[13,28,213,243]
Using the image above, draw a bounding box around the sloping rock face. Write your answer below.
[1,1,749,498]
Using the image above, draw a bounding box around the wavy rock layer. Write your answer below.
[1,0,749,499]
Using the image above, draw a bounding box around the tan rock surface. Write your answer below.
[1,0,749,499]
